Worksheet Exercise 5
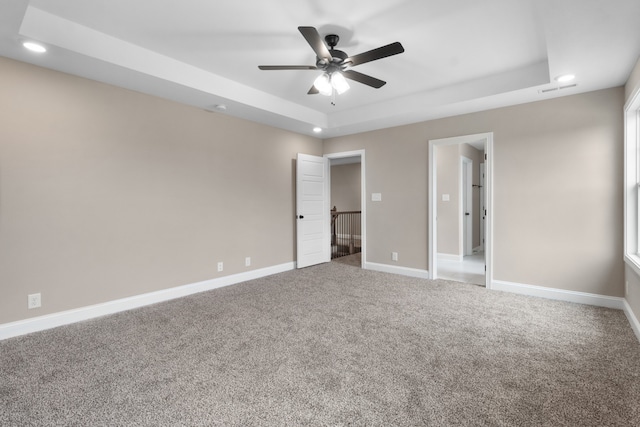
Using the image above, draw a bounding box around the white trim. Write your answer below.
[437,253,463,262]
[429,132,494,289]
[0,262,295,341]
[625,254,640,279]
[623,299,640,342]
[364,261,430,279]
[325,149,366,266]
[486,137,494,288]
[492,279,625,309]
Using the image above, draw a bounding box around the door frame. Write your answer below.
[325,149,366,267]
[428,133,493,288]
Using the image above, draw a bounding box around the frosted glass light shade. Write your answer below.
[331,72,350,94]
[313,73,332,96]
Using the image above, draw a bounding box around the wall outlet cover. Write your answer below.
[28,293,41,309]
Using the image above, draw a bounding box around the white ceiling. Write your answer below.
[1,0,639,138]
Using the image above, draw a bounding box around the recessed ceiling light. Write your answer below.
[313,127,322,133]
[555,74,575,83]
[23,41,47,53]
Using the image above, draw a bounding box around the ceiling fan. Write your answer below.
[258,26,405,96]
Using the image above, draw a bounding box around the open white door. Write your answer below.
[296,153,330,268]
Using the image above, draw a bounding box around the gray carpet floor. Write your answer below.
[1,262,639,426]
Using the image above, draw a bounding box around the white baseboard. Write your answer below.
[364,262,430,279]
[492,280,625,310]
[437,253,463,262]
[623,299,640,342]
[0,262,295,341]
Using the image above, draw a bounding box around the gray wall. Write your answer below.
[625,56,640,101]
[330,163,361,212]
[0,52,631,326]
[325,87,624,297]
[0,57,322,324]
[436,144,460,256]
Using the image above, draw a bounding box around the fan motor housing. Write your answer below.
[316,50,348,70]
[314,34,349,70]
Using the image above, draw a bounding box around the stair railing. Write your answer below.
[330,206,362,259]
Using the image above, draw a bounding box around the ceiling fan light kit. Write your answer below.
[314,72,350,96]
[313,73,332,96]
[330,72,350,94]
[258,26,404,100]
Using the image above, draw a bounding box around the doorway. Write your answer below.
[428,133,493,288]
[326,150,366,268]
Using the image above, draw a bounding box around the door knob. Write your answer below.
[298,215,304,219]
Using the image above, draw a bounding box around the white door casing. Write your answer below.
[296,153,330,268]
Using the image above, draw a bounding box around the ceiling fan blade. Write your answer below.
[342,70,386,88]
[345,42,405,67]
[307,85,319,95]
[298,26,332,60]
[258,65,318,70]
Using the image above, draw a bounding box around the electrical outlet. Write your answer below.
[28,293,41,309]
[245,257,251,267]
[217,262,223,272]
[392,252,398,261]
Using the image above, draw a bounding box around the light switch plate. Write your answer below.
[442,194,450,201]
[372,193,382,202]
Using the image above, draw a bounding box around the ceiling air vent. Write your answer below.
[539,84,577,94]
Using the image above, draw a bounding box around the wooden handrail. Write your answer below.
[332,210,362,215]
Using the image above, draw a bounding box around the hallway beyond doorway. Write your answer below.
[437,252,485,286]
